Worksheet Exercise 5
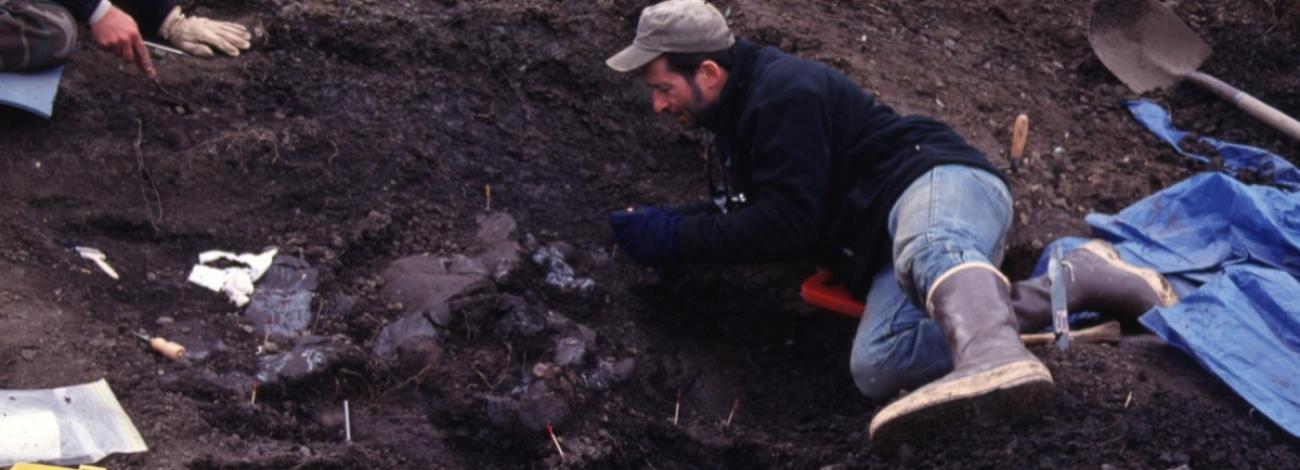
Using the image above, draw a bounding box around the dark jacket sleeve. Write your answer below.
[50,0,103,24]
[51,0,176,34]
[114,0,177,36]
[670,200,720,217]
[674,91,831,263]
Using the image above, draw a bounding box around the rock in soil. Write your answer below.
[381,254,494,326]
[372,310,440,361]
[483,380,572,433]
[244,255,319,338]
[257,335,356,385]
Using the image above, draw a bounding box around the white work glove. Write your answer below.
[158,6,251,57]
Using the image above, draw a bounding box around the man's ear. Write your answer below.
[697,60,724,89]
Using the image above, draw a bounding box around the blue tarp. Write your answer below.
[1034,100,1300,438]
[1142,264,1300,437]
[1128,100,1300,191]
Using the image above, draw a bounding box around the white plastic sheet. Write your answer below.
[0,379,148,466]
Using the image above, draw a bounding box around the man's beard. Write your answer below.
[681,80,719,128]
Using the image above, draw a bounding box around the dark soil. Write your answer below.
[2,0,1299,468]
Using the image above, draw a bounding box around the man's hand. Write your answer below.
[90,6,155,78]
[159,7,251,57]
[609,206,681,266]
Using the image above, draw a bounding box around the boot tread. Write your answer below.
[869,360,1054,444]
[1077,241,1179,307]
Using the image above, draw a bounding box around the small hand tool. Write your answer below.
[133,332,187,360]
[75,246,120,280]
[1048,245,1070,351]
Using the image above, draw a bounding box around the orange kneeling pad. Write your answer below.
[800,270,865,318]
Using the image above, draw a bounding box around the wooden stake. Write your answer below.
[262,316,273,351]
[547,423,565,461]
[250,382,259,405]
[344,400,352,442]
[724,399,740,427]
[485,184,492,212]
[611,207,633,260]
[672,391,681,426]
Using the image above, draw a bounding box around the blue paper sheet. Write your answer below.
[0,65,63,118]
[1033,100,1300,438]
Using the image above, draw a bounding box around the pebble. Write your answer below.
[553,337,587,366]
[532,362,559,379]
[897,443,915,463]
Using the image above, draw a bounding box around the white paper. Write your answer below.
[187,248,278,306]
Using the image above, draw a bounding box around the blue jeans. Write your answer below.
[848,164,1013,401]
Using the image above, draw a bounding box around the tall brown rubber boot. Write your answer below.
[869,263,1055,447]
[1010,240,1180,332]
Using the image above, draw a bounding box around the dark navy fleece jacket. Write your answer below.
[677,39,1004,298]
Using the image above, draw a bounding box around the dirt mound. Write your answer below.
[1258,0,1300,31]
[2,0,1298,468]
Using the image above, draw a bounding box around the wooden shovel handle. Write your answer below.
[1020,321,1121,346]
[1185,71,1300,143]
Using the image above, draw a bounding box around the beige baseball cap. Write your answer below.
[606,0,735,73]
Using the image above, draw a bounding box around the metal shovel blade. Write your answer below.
[1089,0,1212,93]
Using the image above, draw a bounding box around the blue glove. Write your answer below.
[609,206,681,266]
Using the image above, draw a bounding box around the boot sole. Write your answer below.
[868,360,1055,449]
[1078,240,1179,307]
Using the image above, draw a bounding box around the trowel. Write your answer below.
[1090,0,1300,142]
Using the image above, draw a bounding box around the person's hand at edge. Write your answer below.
[609,206,682,267]
[90,4,155,78]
